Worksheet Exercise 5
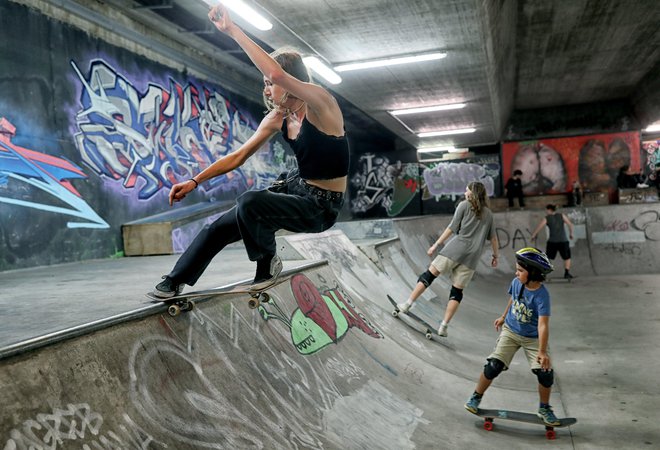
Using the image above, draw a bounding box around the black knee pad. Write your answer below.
[449,286,464,303]
[483,358,505,380]
[417,270,437,287]
[533,368,554,388]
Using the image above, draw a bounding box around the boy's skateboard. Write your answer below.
[386,295,439,340]
[474,407,577,440]
[145,276,289,317]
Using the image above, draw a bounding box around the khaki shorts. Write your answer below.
[488,324,547,371]
[430,255,475,288]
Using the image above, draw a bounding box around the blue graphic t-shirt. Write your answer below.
[505,278,551,338]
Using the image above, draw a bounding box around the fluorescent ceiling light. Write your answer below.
[417,146,455,153]
[645,123,660,132]
[334,52,446,72]
[303,56,342,85]
[418,128,476,138]
[390,103,465,116]
[205,0,272,31]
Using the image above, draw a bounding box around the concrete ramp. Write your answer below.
[3,211,660,449]
[2,261,578,449]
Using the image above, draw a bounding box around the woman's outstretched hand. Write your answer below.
[208,4,234,33]
[169,180,197,206]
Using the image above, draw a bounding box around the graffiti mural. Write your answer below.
[71,59,289,200]
[257,273,382,355]
[350,153,419,216]
[422,159,499,198]
[0,117,109,229]
[642,140,659,182]
[502,132,641,195]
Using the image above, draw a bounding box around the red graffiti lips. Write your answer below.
[291,274,337,341]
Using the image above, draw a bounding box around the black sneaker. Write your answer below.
[564,272,574,279]
[250,255,283,291]
[152,276,183,298]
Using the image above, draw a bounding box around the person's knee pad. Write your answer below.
[417,270,437,287]
[449,286,464,303]
[483,358,505,380]
[533,368,554,388]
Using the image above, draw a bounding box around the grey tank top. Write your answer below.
[546,214,567,242]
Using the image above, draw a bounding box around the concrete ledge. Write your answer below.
[489,193,569,212]
[122,201,233,256]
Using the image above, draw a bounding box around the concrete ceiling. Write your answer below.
[126,0,659,150]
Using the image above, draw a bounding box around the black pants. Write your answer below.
[507,193,524,207]
[167,173,343,286]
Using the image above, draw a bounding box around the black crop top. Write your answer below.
[280,117,350,180]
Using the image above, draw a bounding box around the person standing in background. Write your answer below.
[530,204,575,279]
[505,170,525,209]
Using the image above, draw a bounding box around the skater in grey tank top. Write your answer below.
[530,204,575,279]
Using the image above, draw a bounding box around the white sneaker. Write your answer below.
[397,301,412,313]
[438,322,448,337]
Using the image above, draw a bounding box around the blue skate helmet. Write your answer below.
[515,247,554,280]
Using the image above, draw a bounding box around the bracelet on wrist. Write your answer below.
[189,178,199,189]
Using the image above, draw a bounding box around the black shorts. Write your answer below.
[546,241,571,260]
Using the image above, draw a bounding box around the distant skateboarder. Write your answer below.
[396,182,499,337]
[464,247,561,426]
[530,204,575,279]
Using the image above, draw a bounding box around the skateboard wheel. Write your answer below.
[545,429,556,440]
[248,298,260,309]
[483,419,493,431]
[183,300,195,312]
[425,332,432,340]
[167,304,181,317]
[259,292,271,303]
[392,310,399,317]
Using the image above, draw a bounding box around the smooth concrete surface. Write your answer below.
[1,220,659,449]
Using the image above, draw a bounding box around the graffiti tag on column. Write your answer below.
[350,153,419,216]
[71,60,288,200]
[423,162,496,197]
[0,117,109,229]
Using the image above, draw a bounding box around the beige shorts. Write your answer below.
[488,324,547,371]
[430,254,475,288]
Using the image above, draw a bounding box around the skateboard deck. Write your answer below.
[145,275,290,316]
[474,407,577,440]
[546,276,575,283]
[386,295,439,340]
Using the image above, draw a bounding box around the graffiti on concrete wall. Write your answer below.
[126,278,422,449]
[350,153,419,216]
[642,140,659,182]
[422,161,498,198]
[503,132,641,195]
[4,403,161,449]
[592,209,660,257]
[71,59,289,201]
[257,273,382,354]
[0,117,109,229]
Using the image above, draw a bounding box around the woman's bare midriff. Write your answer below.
[305,176,347,193]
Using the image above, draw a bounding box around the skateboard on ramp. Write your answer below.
[387,294,439,340]
[546,276,575,283]
[145,276,290,317]
[474,407,577,440]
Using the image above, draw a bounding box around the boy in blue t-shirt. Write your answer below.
[464,248,561,426]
